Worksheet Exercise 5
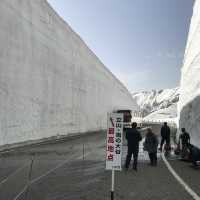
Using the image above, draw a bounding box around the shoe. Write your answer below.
[124,165,129,171]
[133,165,137,171]
[152,163,157,167]
[148,163,153,166]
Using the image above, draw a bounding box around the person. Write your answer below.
[188,144,200,167]
[125,122,142,171]
[143,128,159,166]
[159,122,170,151]
[179,128,190,159]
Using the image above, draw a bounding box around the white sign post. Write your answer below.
[106,113,123,200]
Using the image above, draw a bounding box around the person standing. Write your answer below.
[179,128,190,159]
[159,122,170,151]
[143,128,159,166]
[125,122,142,171]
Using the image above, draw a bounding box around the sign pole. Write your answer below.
[106,112,123,200]
[111,169,115,200]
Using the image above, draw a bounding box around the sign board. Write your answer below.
[106,113,123,171]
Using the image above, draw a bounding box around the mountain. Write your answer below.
[144,103,177,121]
[132,87,180,118]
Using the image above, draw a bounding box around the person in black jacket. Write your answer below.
[159,122,170,151]
[179,128,190,159]
[125,122,142,171]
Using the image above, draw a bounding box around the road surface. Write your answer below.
[0,131,198,200]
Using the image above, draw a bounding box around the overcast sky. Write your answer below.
[47,0,194,92]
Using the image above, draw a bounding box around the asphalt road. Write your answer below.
[0,130,198,200]
[169,159,200,197]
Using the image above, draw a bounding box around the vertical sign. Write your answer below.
[106,113,123,171]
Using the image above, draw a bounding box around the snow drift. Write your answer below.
[178,0,200,147]
[0,0,137,146]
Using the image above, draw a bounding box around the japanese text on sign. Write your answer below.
[106,113,123,171]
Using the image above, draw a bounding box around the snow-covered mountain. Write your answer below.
[144,103,177,121]
[132,87,180,117]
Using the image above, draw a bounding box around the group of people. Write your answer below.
[124,122,160,171]
[124,121,200,171]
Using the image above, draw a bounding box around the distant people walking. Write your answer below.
[159,122,170,151]
[125,122,142,171]
[143,128,159,166]
[179,128,190,159]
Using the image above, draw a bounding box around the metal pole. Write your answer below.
[25,155,34,200]
[83,143,85,161]
[111,170,115,200]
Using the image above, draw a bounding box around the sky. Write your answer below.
[47,0,194,93]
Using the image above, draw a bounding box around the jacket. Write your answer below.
[125,128,142,149]
[144,133,158,153]
[160,125,170,138]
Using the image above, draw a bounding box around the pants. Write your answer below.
[160,137,170,150]
[148,152,157,166]
[125,146,139,169]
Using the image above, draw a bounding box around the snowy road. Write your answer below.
[0,130,198,200]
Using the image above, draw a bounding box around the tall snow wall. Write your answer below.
[178,0,200,147]
[0,0,137,146]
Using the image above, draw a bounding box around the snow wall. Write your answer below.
[0,0,137,146]
[178,0,200,147]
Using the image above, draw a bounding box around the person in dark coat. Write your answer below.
[159,122,170,151]
[125,122,142,171]
[188,144,200,167]
[179,128,190,159]
[144,128,159,166]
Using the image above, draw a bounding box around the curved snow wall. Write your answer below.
[0,0,137,146]
[178,0,200,147]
